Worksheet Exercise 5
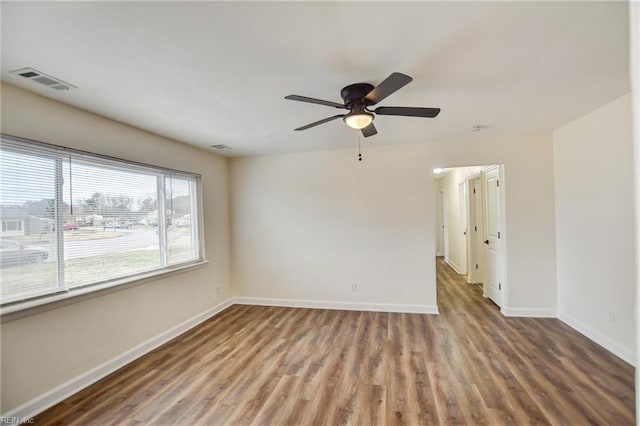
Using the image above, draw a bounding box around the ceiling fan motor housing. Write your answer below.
[340,83,375,108]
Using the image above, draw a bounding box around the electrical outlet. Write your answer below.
[351,283,358,292]
[609,311,616,323]
[216,285,221,295]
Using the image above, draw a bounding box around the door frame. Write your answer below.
[432,164,508,315]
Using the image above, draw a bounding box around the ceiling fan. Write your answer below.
[285,72,441,137]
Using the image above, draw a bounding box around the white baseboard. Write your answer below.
[502,307,557,318]
[3,298,234,422]
[558,312,636,366]
[444,258,463,275]
[233,296,439,315]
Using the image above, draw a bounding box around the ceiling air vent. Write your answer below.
[10,67,77,91]
[211,144,232,151]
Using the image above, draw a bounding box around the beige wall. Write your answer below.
[553,93,635,363]
[231,131,557,316]
[0,83,231,413]
[231,147,437,310]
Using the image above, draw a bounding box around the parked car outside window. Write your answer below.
[0,239,48,268]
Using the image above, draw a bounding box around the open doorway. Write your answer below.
[434,165,506,309]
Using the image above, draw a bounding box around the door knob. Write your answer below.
[483,240,489,244]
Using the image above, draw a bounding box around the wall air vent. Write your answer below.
[10,67,77,91]
[211,144,232,151]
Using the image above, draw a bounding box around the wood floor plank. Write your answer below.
[33,258,635,425]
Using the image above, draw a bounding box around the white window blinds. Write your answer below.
[0,135,203,307]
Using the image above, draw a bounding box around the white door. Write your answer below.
[436,189,445,256]
[467,177,484,284]
[483,167,503,306]
[442,190,449,262]
[458,182,467,274]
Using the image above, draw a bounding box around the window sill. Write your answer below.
[0,260,210,323]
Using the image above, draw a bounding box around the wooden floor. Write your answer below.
[35,258,635,425]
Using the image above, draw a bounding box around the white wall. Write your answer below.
[553,93,635,364]
[438,166,485,274]
[231,132,557,316]
[230,147,437,312]
[0,83,232,413]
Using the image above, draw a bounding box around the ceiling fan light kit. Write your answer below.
[343,109,373,130]
[285,72,441,138]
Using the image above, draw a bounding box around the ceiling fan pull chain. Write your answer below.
[358,135,363,162]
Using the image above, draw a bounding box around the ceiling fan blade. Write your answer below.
[364,72,413,105]
[374,106,441,118]
[294,115,345,131]
[361,123,377,138]
[285,95,346,109]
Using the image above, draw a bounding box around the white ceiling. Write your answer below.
[1,1,630,157]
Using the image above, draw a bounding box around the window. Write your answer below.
[2,221,23,232]
[0,135,203,308]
